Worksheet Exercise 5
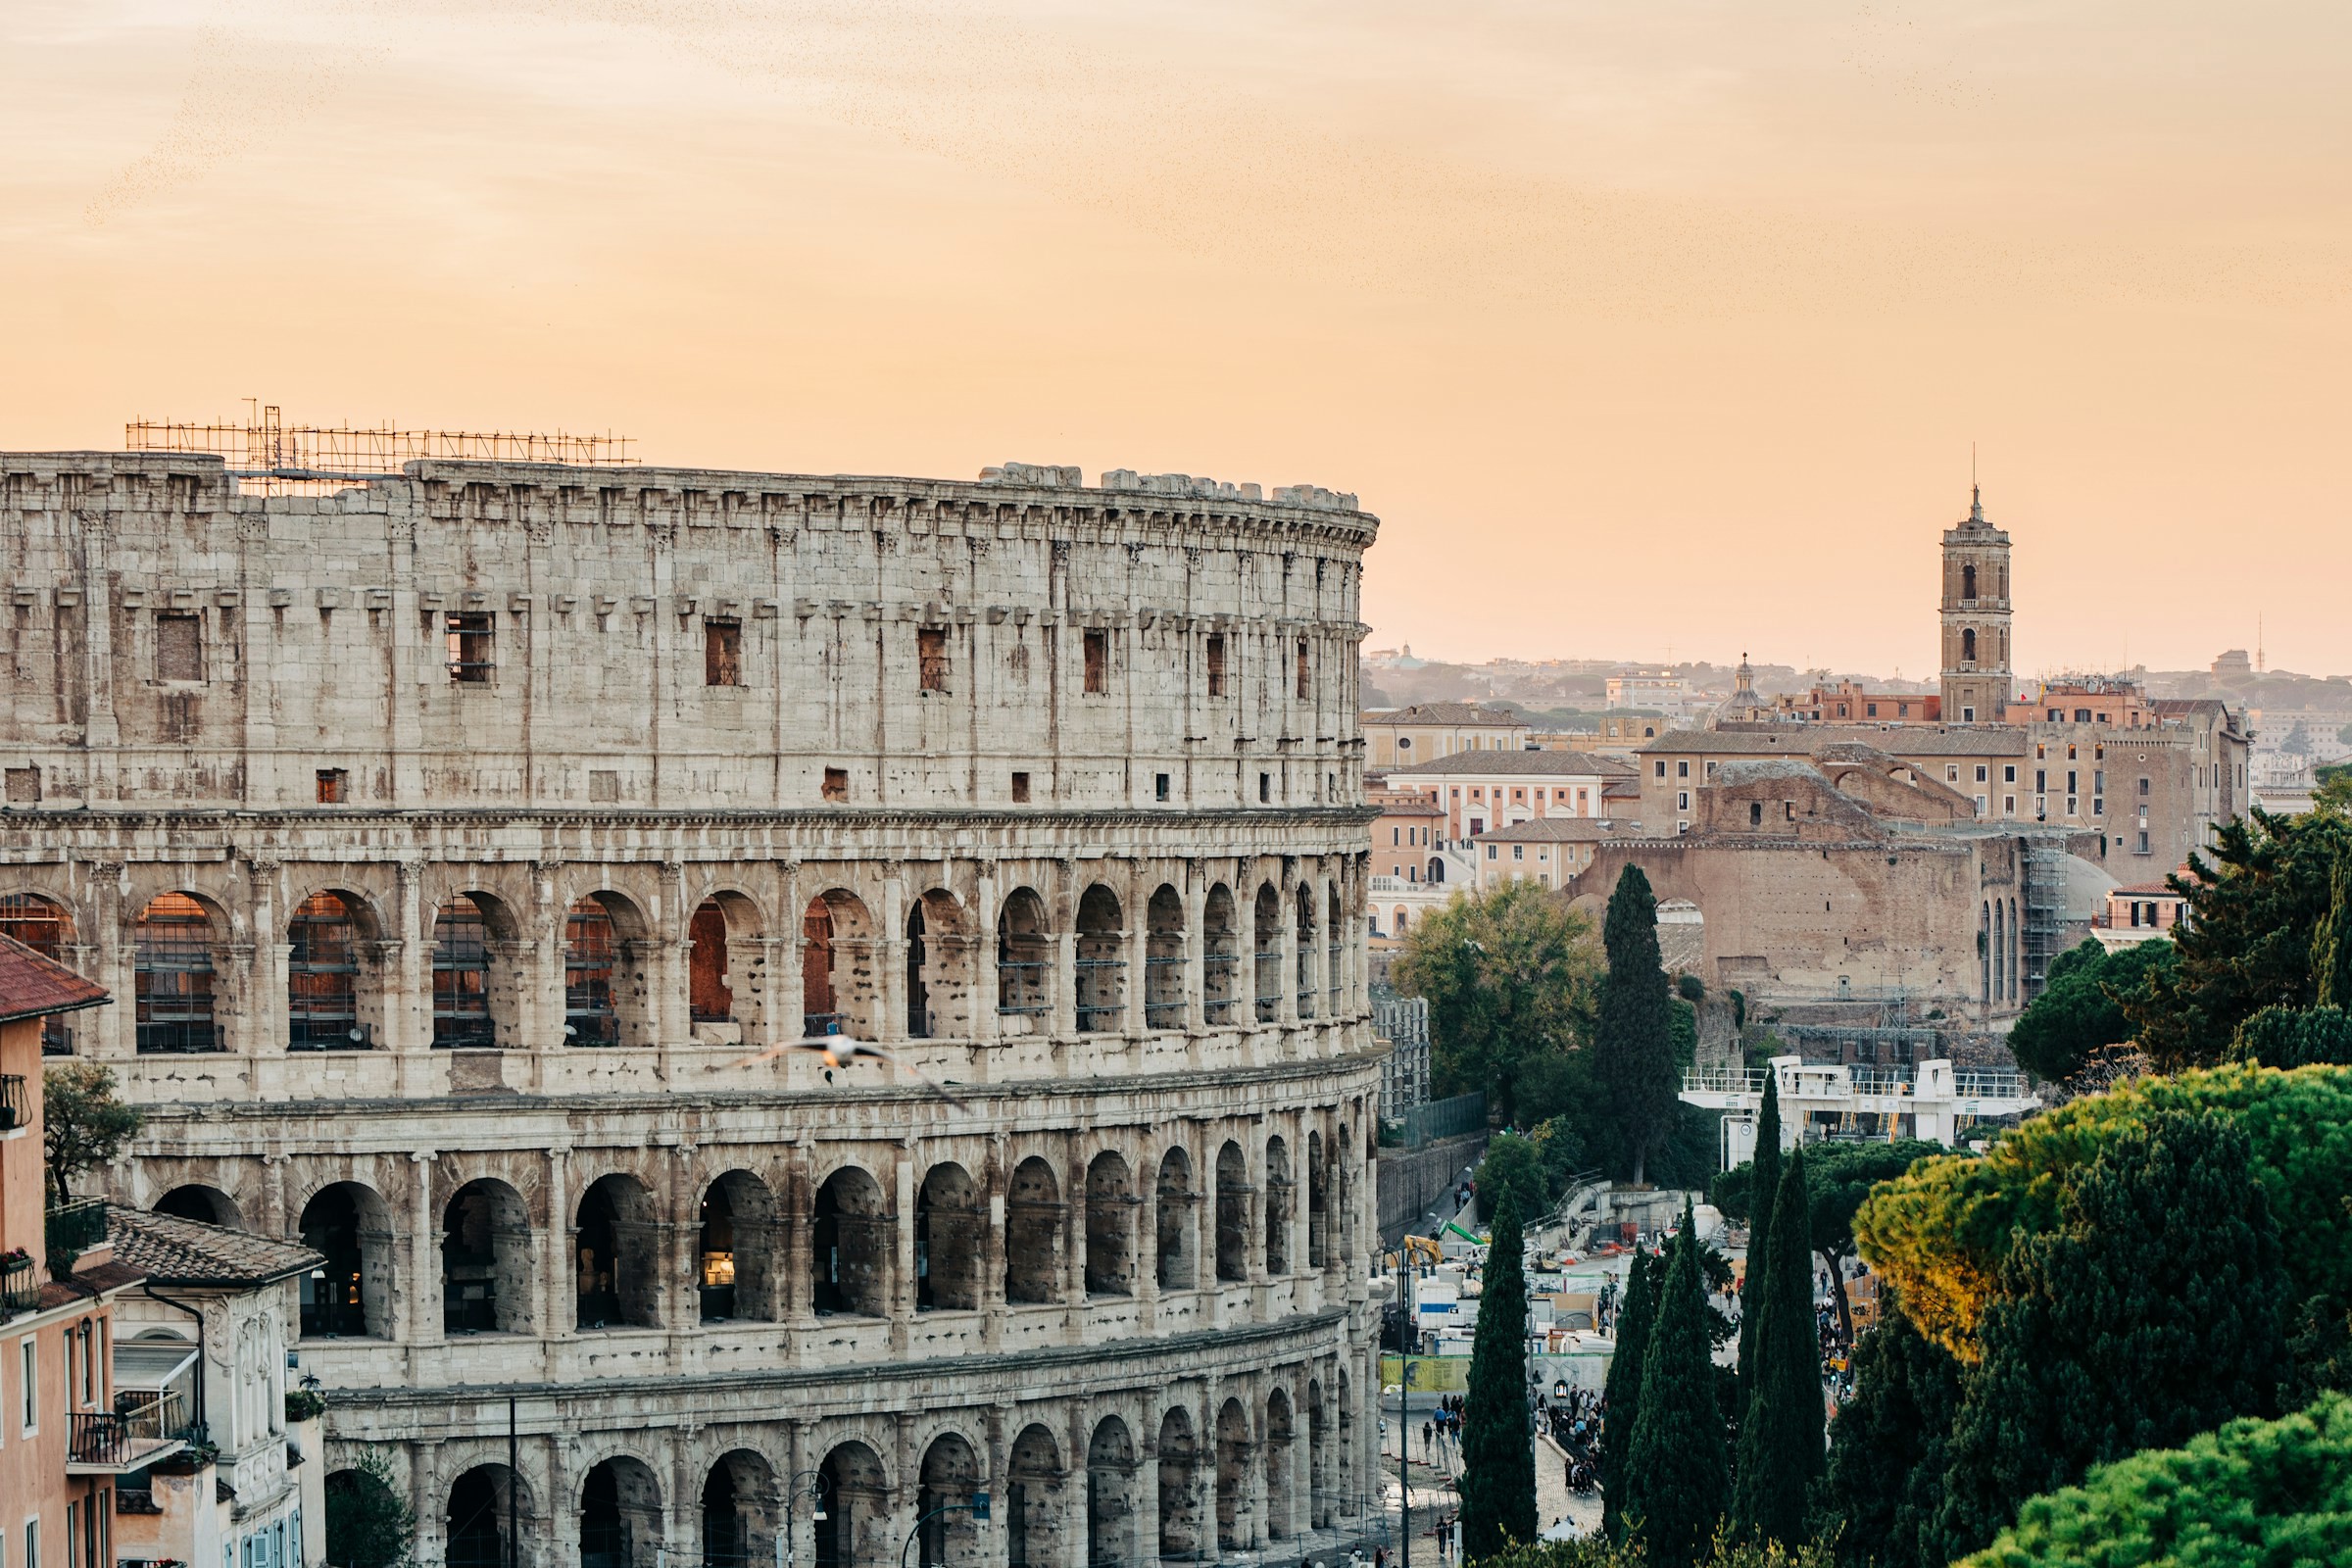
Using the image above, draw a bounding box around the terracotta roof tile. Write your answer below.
[104,1206,321,1287]
[0,933,110,1025]
[1386,751,1638,778]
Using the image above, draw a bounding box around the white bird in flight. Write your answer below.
[716,1034,970,1109]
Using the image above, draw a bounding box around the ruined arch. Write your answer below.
[1264,1387,1296,1542]
[1214,1396,1252,1550]
[1074,884,1125,1033]
[906,888,974,1040]
[1326,882,1345,1013]
[817,1441,888,1568]
[916,1161,984,1311]
[1201,884,1240,1025]
[430,892,506,1050]
[1264,1136,1294,1276]
[1007,1424,1065,1568]
[155,1183,243,1229]
[1294,883,1318,1019]
[699,1168,781,1324]
[1214,1141,1250,1283]
[575,1171,661,1330]
[297,1180,393,1339]
[1156,1407,1200,1558]
[446,1463,535,1568]
[1154,1148,1195,1291]
[812,1165,892,1316]
[690,890,768,1029]
[1084,1151,1135,1298]
[1144,884,1186,1029]
[916,1431,985,1568]
[702,1448,780,1568]
[564,891,655,1048]
[1306,1130,1329,1271]
[443,1176,531,1334]
[996,887,1051,1031]
[132,891,221,1054]
[1252,883,1282,1023]
[580,1453,663,1568]
[1084,1417,1137,1568]
[805,889,879,1041]
[1004,1156,1063,1305]
[287,890,379,1050]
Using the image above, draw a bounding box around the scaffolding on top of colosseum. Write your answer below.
[125,403,635,493]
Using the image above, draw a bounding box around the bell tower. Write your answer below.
[1939,487,2012,723]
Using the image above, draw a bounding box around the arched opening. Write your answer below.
[916,1162,983,1311]
[1252,884,1282,1024]
[1155,1149,1195,1291]
[576,1172,661,1330]
[1214,1397,1251,1550]
[1962,626,1978,662]
[997,888,1051,1031]
[1201,885,1240,1026]
[326,1462,409,1568]
[298,1181,392,1339]
[1004,1156,1063,1305]
[1981,901,1991,1004]
[811,1166,891,1316]
[1083,1151,1135,1298]
[1264,1136,1294,1276]
[1074,884,1124,1033]
[907,889,973,1040]
[1306,1131,1329,1271]
[1156,1408,1200,1559]
[154,1184,242,1229]
[1993,897,2006,1004]
[700,1170,779,1323]
[1306,1380,1331,1529]
[443,1177,531,1334]
[1214,1142,1250,1283]
[817,1442,886,1568]
[702,1449,779,1568]
[690,899,735,1023]
[1007,1423,1064,1568]
[1294,885,1317,1019]
[1427,858,1444,885]
[1264,1389,1295,1541]
[565,892,652,1048]
[805,890,878,1040]
[1962,562,1978,600]
[0,893,75,1052]
[916,1432,984,1568]
[2010,896,2021,1003]
[581,1454,663,1568]
[446,1464,533,1568]
[1144,885,1185,1029]
[431,894,500,1050]
[288,891,369,1050]
[1326,884,1344,1014]
[1085,1417,1137,1568]
[133,892,219,1054]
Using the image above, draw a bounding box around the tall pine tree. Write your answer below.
[1624,1201,1732,1568]
[2314,852,2352,1009]
[1732,1148,1824,1547]
[1594,865,1680,1185]
[1736,1070,1784,1392]
[1937,1109,2296,1556]
[1461,1193,1539,1559]
[1818,1290,1962,1568]
[1601,1244,1659,1540]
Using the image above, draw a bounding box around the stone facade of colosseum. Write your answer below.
[0,451,1386,1568]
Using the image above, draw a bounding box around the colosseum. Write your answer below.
[0,449,1386,1567]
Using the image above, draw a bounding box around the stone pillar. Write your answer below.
[1052,860,1078,1043]
[1065,1140,1090,1311]
[1119,865,1146,1039]
[393,858,427,1060]
[1183,862,1206,1043]
[409,1151,442,1350]
[544,1146,571,1341]
[973,872,1001,1049]
[779,861,806,1069]
[784,1142,815,1342]
[671,1145,703,1357]
[1276,864,1300,1032]
[82,859,132,1059]
[981,1135,1008,1351]
[984,1404,1012,1568]
[892,1145,916,1349]
[408,1438,444,1567]
[879,868,907,1045]
[246,857,284,1056]
[658,859,691,1050]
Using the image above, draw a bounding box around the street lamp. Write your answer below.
[778,1468,829,1568]
[900,1492,991,1568]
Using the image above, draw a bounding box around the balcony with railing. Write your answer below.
[68,1391,189,1474]
[0,1250,36,1316]
[0,1071,24,1130]
[46,1196,109,1275]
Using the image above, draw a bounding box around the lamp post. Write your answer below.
[1397,1252,1416,1568]
[778,1468,829,1568]
[900,1493,991,1568]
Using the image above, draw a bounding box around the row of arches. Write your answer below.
[1,873,1354,1056]
[1982,896,2020,1007]
[383,1387,1366,1568]
[182,1129,1350,1343]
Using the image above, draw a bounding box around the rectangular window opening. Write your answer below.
[315,768,347,805]
[1083,628,1108,694]
[705,618,743,686]
[1205,633,1227,697]
[916,626,950,693]
[1154,772,1170,803]
[156,612,202,682]
[588,769,619,803]
[445,612,495,683]
[822,766,849,804]
[1011,770,1032,804]
[1295,639,1310,700]
[1258,771,1272,804]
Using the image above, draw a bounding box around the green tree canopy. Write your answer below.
[1463,1193,1539,1559]
[1958,1392,2352,1568]
[2230,1003,2352,1067]
[2123,808,2352,1069]
[1853,1063,2352,1362]
[1936,1109,2296,1556]
[1716,1136,1942,1344]
[1819,1292,1963,1568]
[1396,880,1602,1123]
[1732,1151,1823,1549]
[43,1061,146,1204]
[2007,937,2177,1082]
[1472,1535,1832,1568]
[1594,866,1682,1185]
[1476,1133,1550,1225]
[325,1448,418,1568]
[1732,1072,1782,1392]
[1626,1204,1732,1568]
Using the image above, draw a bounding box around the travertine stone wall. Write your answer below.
[0,452,1386,1568]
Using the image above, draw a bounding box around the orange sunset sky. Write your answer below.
[4,2,2348,677]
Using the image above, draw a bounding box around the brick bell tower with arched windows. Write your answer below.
[1939,486,2013,723]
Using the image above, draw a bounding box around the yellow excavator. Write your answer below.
[1390,1234,1445,1270]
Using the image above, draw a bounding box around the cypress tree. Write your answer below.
[1461,1193,1539,1560]
[2314,853,2352,1009]
[1624,1201,1732,1568]
[1600,1244,1659,1540]
[1818,1291,1962,1568]
[1736,1070,1784,1391]
[1732,1148,1825,1547]
[1595,865,1680,1185]
[1937,1108,2296,1556]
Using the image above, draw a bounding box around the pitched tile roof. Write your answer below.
[1640,726,2030,758]
[105,1205,321,1288]
[1386,750,1638,778]
[0,934,111,1025]
[1469,816,1635,842]
[1361,703,1529,726]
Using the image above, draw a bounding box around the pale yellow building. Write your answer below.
[1359,702,1531,769]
